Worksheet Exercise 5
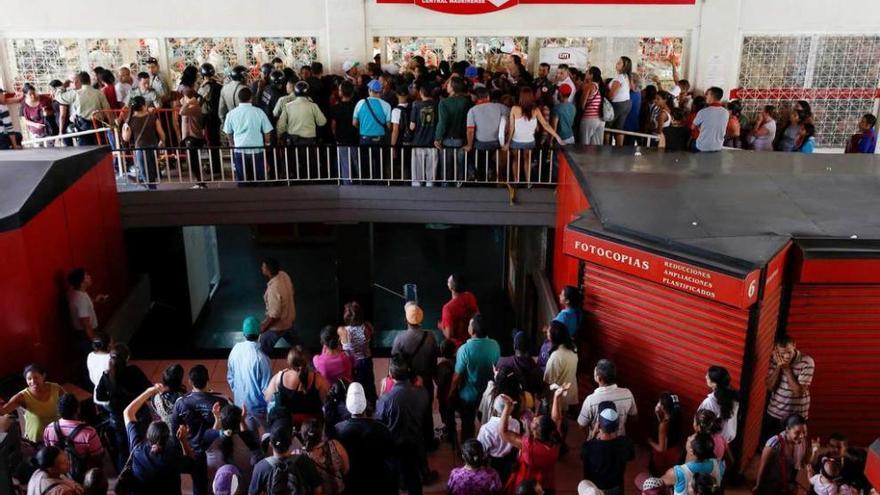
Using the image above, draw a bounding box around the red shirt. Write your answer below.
[102,84,120,109]
[440,291,478,346]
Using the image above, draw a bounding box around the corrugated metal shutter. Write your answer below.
[785,284,880,445]
[740,282,782,468]
[583,262,752,438]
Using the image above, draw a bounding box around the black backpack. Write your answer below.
[267,456,307,495]
[200,80,222,118]
[396,103,413,146]
[53,422,89,483]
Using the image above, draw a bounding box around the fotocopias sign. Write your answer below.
[377,0,695,15]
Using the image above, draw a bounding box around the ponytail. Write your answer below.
[108,344,131,385]
[707,366,738,421]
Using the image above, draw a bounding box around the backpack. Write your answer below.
[267,456,307,495]
[602,97,615,122]
[396,103,413,146]
[200,80,222,118]
[53,422,89,483]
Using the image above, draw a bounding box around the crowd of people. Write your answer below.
[0,258,875,495]
[1,52,877,185]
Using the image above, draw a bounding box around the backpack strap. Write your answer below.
[40,480,64,495]
[363,98,387,130]
[776,433,789,490]
[53,422,65,446]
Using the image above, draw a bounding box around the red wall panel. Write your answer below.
[740,282,782,468]
[583,262,752,440]
[786,284,880,445]
[0,230,37,374]
[553,155,589,294]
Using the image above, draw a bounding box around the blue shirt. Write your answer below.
[623,90,641,132]
[454,336,501,403]
[673,459,724,494]
[552,102,576,140]
[353,97,392,137]
[553,308,582,337]
[227,340,272,414]
[222,103,273,153]
[856,129,877,153]
[798,137,815,153]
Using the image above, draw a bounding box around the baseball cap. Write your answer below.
[404,302,424,326]
[558,83,573,97]
[342,60,359,73]
[577,479,603,495]
[213,464,242,495]
[367,79,383,93]
[597,402,619,432]
[145,57,158,65]
[242,316,260,338]
[465,66,479,78]
[346,381,367,415]
[634,472,666,494]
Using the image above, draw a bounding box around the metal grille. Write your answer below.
[464,37,529,66]
[165,37,240,83]
[5,38,81,91]
[540,37,592,49]
[382,37,457,67]
[244,37,318,70]
[737,35,880,148]
[85,38,160,72]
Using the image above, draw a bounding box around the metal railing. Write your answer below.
[20,127,107,146]
[604,127,660,146]
[111,144,560,189]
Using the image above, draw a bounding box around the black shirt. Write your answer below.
[663,125,691,151]
[248,454,321,495]
[95,366,151,416]
[331,101,358,145]
[127,422,194,495]
[580,436,635,490]
[170,391,228,452]
[374,381,429,448]
[335,418,396,495]
[409,99,438,147]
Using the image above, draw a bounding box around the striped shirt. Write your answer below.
[43,419,104,458]
[0,104,12,134]
[582,83,602,118]
[577,384,638,439]
[767,352,815,420]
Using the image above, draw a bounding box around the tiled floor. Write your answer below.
[132,358,757,495]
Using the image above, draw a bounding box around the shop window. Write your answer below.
[464,37,529,67]
[244,37,318,71]
[165,37,240,83]
[85,38,160,73]
[737,35,880,148]
[380,37,458,68]
[5,38,80,91]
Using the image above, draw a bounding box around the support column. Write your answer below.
[693,0,742,93]
[325,0,368,74]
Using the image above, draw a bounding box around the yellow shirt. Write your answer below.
[264,271,296,331]
[20,382,63,442]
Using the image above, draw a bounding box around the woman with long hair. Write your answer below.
[448,439,502,495]
[754,414,808,495]
[314,325,353,384]
[749,105,777,151]
[95,344,151,471]
[607,56,633,146]
[338,301,376,402]
[699,366,740,443]
[795,123,816,153]
[265,346,329,427]
[150,364,186,424]
[661,432,724,495]
[504,87,564,184]
[27,446,84,495]
[579,66,607,145]
[776,109,805,152]
[300,416,349,495]
[543,321,579,411]
[0,364,63,443]
[649,392,683,476]
[500,384,568,495]
[687,409,729,464]
[205,403,260,489]
[122,95,165,189]
[653,90,675,134]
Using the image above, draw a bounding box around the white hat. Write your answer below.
[381,63,399,75]
[346,382,367,415]
[342,60,359,73]
[578,479,604,495]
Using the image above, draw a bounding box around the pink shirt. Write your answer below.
[313,351,353,384]
[43,419,104,458]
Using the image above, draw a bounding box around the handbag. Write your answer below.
[113,450,137,495]
[601,98,615,123]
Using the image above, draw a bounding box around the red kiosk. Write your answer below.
[554,147,880,468]
[0,148,127,381]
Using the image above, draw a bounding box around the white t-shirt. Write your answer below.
[87,352,111,399]
[670,84,682,98]
[543,347,579,408]
[477,416,522,458]
[698,393,739,443]
[611,74,631,103]
[69,289,97,331]
[115,82,132,108]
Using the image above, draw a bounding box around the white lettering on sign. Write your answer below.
[662,277,717,298]
[573,240,650,271]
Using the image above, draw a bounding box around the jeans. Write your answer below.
[182,137,205,183]
[359,135,386,181]
[411,147,438,186]
[338,145,361,184]
[394,443,424,495]
[580,117,605,145]
[441,138,465,183]
[74,117,97,145]
[284,135,317,180]
[135,146,159,189]
[191,451,208,495]
[233,151,267,184]
[258,326,297,356]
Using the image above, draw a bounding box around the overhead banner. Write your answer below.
[539,47,589,69]
[378,0,695,15]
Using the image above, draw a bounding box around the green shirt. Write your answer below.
[73,86,110,119]
[277,97,327,138]
[126,87,160,108]
[455,336,501,403]
[435,95,471,141]
[273,94,296,118]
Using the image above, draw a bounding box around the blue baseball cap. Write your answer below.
[368,79,383,93]
[465,66,479,78]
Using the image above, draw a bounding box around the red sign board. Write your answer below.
[563,228,761,309]
[762,241,791,295]
[378,0,694,15]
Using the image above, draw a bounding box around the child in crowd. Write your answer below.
[659,107,691,151]
[447,439,502,495]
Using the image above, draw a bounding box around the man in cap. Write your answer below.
[144,57,169,105]
[555,64,577,104]
[342,60,360,87]
[226,316,272,432]
[552,83,577,145]
[449,314,500,442]
[633,474,667,495]
[580,401,635,494]
[277,80,326,179]
[219,65,248,125]
[212,464,242,495]
[353,79,392,178]
[375,355,436,495]
[249,424,322,495]
[335,382,396,495]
